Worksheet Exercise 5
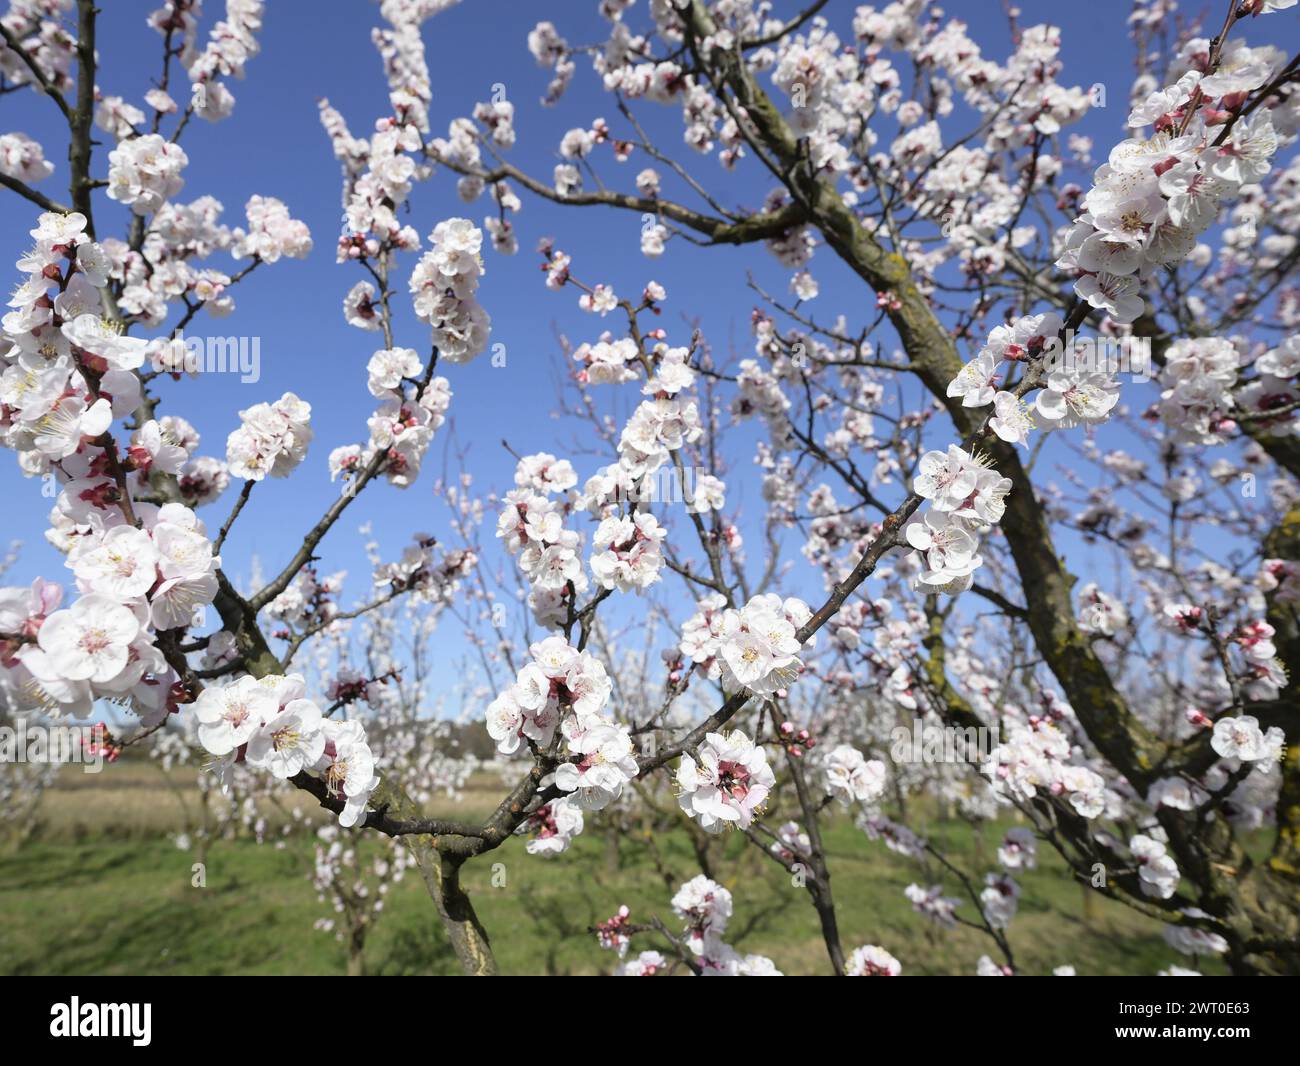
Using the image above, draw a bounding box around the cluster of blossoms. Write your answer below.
[325,344,453,490]
[1076,582,1130,636]
[726,10,1096,294]
[566,316,712,510]
[65,501,222,636]
[81,721,121,764]
[514,450,577,495]
[573,335,639,386]
[860,812,927,858]
[225,392,313,482]
[326,666,387,708]
[0,192,357,830]
[949,310,1122,438]
[946,325,1031,410]
[777,719,817,758]
[320,2,451,256]
[905,883,963,928]
[499,267,725,619]
[615,367,704,483]
[427,108,524,248]
[2,213,138,475]
[105,134,189,216]
[231,195,313,263]
[982,710,1111,819]
[1229,619,1288,700]
[1131,832,1181,900]
[1158,336,1242,444]
[1160,332,1299,445]
[109,193,309,327]
[371,536,475,603]
[677,593,729,673]
[1059,43,1283,325]
[515,792,585,855]
[0,213,235,722]
[409,218,491,363]
[1163,907,1229,959]
[821,743,888,806]
[0,131,54,183]
[363,373,452,489]
[322,111,412,251]
[264,565,345,632]
[845,944,902,976]
[676,729,775,833]
[919,39,1289,609]
[1236,333,1299,431]
[330,204,470,494]
[148,0,268,123]
[0,184,351,861]
[666,875,782,975]
[0,1,75,97]
[496,454,587,626]
[589,511,665,592]
[193,673,380,828]
[595,905,633,955]
[605,883,783,975]
[905,444,1010,593]
[1158,595,1288,703]
[677,593,813,696]
[731,359,793,445]
[770,819,810,862]
[484,635,634,812]
[525,20,574,104]
[613,950,666,976]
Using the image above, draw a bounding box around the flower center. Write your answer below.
[272,725,301,752]
[79,627,111,654]
[716,759,750,801]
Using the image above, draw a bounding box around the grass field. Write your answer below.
[0,762,1225,976]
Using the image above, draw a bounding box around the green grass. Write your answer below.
[0,812,1223,975]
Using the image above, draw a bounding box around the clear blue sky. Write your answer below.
[0,1,1281,708]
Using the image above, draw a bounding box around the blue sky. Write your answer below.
[0,1,1285,709]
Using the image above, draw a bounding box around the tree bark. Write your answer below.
[415,849,497,976]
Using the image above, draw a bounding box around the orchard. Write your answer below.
[0,0,1297,981]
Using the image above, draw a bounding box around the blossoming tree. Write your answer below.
[1,0,1298,975]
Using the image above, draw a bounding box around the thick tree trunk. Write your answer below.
[415,849,496,976]
[346,922,366,977]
